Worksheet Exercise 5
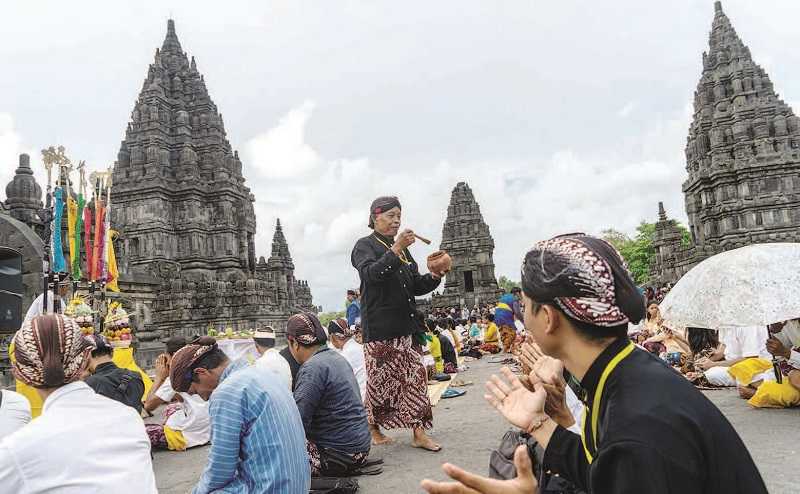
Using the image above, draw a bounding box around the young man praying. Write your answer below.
[170,337,310,493]
[422,234,767,494]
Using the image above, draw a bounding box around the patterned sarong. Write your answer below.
[364,335,433,430]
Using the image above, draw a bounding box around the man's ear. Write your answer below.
[542,305,561,336]
[194,367,210,378]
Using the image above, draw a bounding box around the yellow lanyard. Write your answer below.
[580,341,636,464]
[372,234,411,265]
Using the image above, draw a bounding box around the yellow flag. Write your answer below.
[67,196,78,270]
[106,229,120,292]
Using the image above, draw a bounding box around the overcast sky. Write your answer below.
[3,1,800,311]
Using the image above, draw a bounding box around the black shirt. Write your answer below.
[543,337,767,494]
[438,334,457,367]
[85,361,145,414]
[351,232,440,342]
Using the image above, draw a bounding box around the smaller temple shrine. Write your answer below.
[432,182,501,308]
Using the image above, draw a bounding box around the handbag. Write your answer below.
[489,429,586,494]
[310,477,359,494]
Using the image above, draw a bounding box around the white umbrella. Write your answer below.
[659,243,800,329]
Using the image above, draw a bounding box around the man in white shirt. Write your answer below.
[698,326,770,386]
[21,281,69,327]
[0,313,157,493]
[327,318,367,401]
[253,328,293,389]
[0,390,31,439]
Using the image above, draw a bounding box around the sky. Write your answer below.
[3,0,800,311]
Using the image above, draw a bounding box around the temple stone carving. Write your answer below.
[4,154,43,231]
[432,182,501,308]
[651,2,800,284]
[112,20,316,343]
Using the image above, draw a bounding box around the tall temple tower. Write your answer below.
[4,154,43,230]
[433,182,501,308]
[651,2,800,284]
[110,20,315,340]
[111,20,256,281]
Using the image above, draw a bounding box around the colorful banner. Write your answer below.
[106,229,120,292]
[52,187,67,273]
[83,205,93,278]
[72,194,85,280]
[91,200,106,281]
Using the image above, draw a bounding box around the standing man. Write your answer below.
[22,280,69,327]
[170,337,310,493]
[422,234,767,494]
[351,196,448,452]
[346,289,361,327]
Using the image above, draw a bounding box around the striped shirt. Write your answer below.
[193,359,310,494]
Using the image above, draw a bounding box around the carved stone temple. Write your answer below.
[651,2,800,284]
[0,20,315,380]
[432,182,501,308]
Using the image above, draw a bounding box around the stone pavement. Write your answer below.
[153,357,799,493]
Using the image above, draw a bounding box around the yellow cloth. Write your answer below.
[11,345,153,417]
[484,322,499,345]
[748,380,800,408]
[164,426,188,451]
[112,347,153,402]
[106,229,120,292]
[728,358,773,385]
[67,196,78,270]
[428,333,443,373]
[447,329,462,353]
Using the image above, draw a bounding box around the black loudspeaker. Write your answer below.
[0,247,23,332]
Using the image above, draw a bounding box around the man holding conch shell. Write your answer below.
[351,196,452,452]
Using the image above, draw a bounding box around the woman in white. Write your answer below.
[0,314,157,493]
[327,319,367,401]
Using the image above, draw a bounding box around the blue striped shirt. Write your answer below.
[193,359,310,494]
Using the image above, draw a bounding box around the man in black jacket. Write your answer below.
[84,334,145,414]
[351,195,447,452]
[422,234,767,494]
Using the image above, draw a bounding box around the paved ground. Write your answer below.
[154,357,799,493]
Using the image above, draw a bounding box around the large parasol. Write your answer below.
[659,243,800,329]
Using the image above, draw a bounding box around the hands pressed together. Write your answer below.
[421,341,571,494]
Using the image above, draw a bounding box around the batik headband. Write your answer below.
[13,314,91,388]
[368,196,402,228]
[521,234,645,327]
[287,312,328,345]
[169,338,218,393]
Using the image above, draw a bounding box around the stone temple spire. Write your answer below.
[111,18,256,277]
[268,218,294,269]
[4,154,43,227]
[434,182,500,307]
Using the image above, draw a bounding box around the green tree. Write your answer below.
[497,275,520,293]
[601,221,691,285]
[318,311,345,327]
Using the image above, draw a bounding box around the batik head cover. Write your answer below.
[287,312,328,345]
[368,196,401,228]
[327,318,357,338]
[169,336,218,393]
[521,234,646,327]
[13,314,92,388]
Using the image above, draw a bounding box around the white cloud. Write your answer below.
[244,101,690,311]
[0,113,22,193]
[617,101,636,118]
[246,100,319,179]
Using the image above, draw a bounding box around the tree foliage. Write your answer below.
[497,275,520,293]
[318,311,345,326]
[601,221,691,286]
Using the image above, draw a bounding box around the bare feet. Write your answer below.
[369,425,394,445]
[411,428,441,452]
[738,385,756,400]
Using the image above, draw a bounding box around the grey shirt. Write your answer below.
[293,347,371,454]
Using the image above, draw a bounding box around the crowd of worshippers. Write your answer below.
[628,303,800,408]
[0,310,379,493]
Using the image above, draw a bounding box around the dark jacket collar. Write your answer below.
[577,336,630,405]
[94,361,120,375]
[371,231,395,246]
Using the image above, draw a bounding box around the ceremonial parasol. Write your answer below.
[659,243,800,329]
